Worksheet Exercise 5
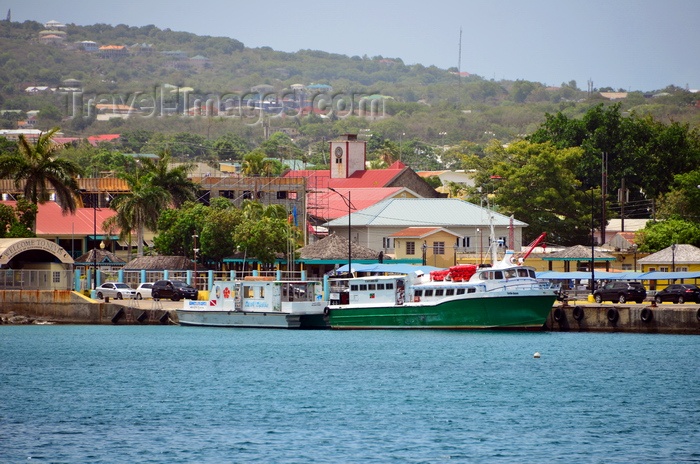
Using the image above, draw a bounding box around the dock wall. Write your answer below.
[0,290,173,325]
[546,303,700,335]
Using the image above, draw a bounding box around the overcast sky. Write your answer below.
[6,0,699,91]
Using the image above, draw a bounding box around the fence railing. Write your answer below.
[0,270,74,291]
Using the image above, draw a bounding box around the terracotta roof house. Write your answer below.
[283,134,442,237]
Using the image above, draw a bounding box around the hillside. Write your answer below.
[1,18,699,155]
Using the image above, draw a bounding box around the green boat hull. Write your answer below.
[328,294,557,330]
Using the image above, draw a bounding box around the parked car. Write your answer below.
[654,284,700,304]
[593,281,647,304]
[151,280,198,301]
[96,282,136,300]
[135,282,154,300]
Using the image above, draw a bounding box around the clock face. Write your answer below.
[334,146,343,158]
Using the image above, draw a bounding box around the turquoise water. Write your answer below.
[1,326,699,463]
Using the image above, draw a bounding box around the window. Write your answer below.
[359,284,367,291]
[406,241,415,255]
[383,237,393,249]
[350,284,358,291]
[242,190,253,199]
[288,192,297,200]
[498,237,507,248]
[459,237,470,248]
[220,190,235,199]
[276,191,288,199]
[386,283,393,290]
[244,286,255,298]
[435,289,444,297]
[433,241,445,255]
[446,289,454,296]
[52,272,61,283]
[456,289,465,295]
[414,290,423,297]
[377,284,385,290]
[424,289,434,297]
[368,284,376,291]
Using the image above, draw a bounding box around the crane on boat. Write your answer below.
[513,232,547,264]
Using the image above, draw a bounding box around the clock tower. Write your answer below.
[329,134,366,179]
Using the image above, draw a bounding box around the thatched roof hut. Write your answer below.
[298,233,381,260]
[74,249,125,266]
[123,255,197,271]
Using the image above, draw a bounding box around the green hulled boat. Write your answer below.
[325,251,559,330]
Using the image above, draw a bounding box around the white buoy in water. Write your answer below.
[533,352,541,358]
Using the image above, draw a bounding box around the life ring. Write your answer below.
[553,307,564,322]
[323,306,330,316]
[414,296,421,303]
[607,308,619,323]
[640,308,653,322]
[572,306,584,322]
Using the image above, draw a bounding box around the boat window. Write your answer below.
[446,289,454,296]
[368,284,376,291]
[435,289,444,296]
[377,284,385,290]
[414,290,423,297]
[350,284,358,291]
[424,289,434,297]
[518,269,529,278]
[456,289,465,295]
[259,286,265,298]
[479,272,489,280]
[467,288,476,293]
[505,270,516,279]
[493,271,503,279]
[243,286,255,298]
[360,284,368,291]
[386,283,394,290]
[528,269,536,278]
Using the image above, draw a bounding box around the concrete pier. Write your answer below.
[546,301,700,335]
[0,290,174,325]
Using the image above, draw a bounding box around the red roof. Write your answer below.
[309,187,403,221]
[87,134,121,146]
[1,201,117,236]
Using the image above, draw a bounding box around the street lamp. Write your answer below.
[671,243,677,280]
[192,234,199,279]
[590,187,596,295]
[476,228,483,264]
[329,188,355,276]
[631,243,638,272]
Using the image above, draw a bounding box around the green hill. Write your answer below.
[1,19,698,156]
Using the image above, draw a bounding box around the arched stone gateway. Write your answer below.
[0,238,74,290]
[0,238,73,267]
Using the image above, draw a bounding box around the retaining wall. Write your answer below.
[546,303,700,335]
[0,290,172,325]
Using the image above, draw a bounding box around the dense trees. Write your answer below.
[0,127,83,230]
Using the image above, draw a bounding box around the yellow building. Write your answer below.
[391,227,461,269]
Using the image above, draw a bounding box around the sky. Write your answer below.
[5,0,700,92]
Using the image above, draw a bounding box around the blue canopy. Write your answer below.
[536,271,700,281]
[332,263,441,275]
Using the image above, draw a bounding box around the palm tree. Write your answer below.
[139,150,198,208]
[108,172,170,257]
[0,127,83,229]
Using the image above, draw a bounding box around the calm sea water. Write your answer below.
[1,326,699,463]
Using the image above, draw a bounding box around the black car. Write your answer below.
[151,280,198,301]
[593,281,647,304]
[654,284,700,304]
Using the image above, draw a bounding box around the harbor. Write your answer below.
[3,288,700,334]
